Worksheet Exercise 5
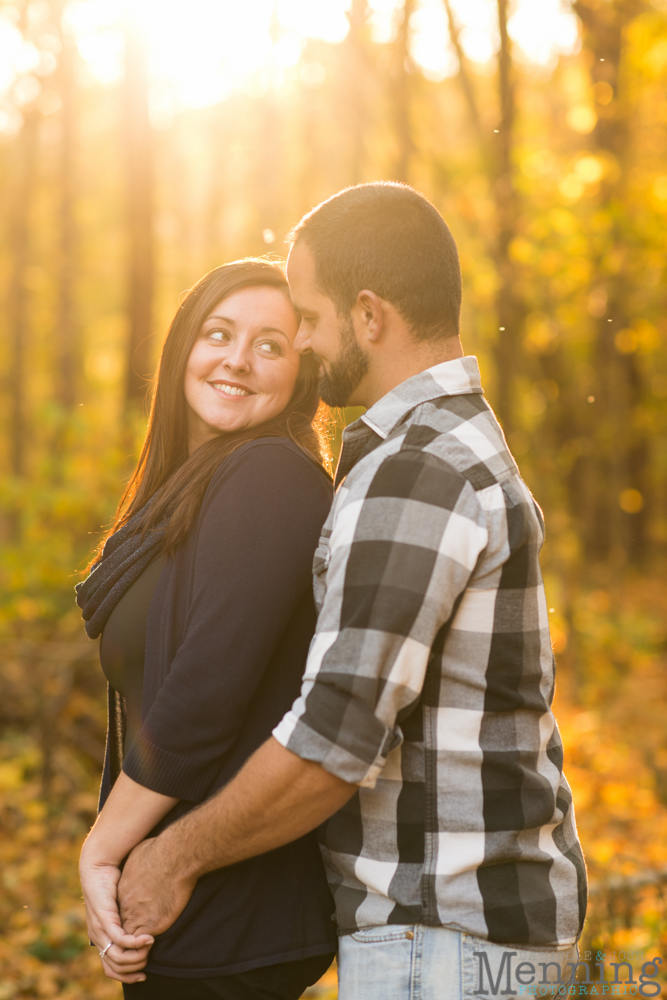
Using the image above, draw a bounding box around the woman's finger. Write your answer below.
[106,921,154,951]
[90,908,154,953]
[104,956,150,975]
[90,918,153,956]
[101,956,147,984]
[101,942,152,972]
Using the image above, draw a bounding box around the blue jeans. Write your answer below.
[337,924,579,1000]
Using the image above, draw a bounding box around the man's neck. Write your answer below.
[350,336,465,409]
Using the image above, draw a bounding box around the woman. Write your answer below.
[76,259,337,999]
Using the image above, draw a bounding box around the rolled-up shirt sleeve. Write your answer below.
[273,447,489,788]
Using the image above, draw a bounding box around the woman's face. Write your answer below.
[184,285,301,452]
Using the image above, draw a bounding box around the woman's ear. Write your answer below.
[353,290,384,343]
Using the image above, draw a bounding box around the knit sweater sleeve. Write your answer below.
[121,439,332,800]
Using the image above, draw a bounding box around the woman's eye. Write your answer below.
[209,330,230,343]
[257,341,281,356]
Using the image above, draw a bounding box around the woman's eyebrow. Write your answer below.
[258,326,290,339]
[204,314,236,325]
[204,317,290,340]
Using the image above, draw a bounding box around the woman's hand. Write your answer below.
[79,847,154,984]
[78,772,179,982]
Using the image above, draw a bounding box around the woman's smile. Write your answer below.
[209,379,255,398]
[184,285,301,452]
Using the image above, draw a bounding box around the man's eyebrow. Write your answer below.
[290,302,315,316]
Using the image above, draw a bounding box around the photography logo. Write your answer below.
[473,949,663,997]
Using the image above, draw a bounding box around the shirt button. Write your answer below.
[405,931,414,940]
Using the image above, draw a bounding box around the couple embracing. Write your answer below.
[76,183,587,1000]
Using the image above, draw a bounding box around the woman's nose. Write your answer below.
[223,339,252,372]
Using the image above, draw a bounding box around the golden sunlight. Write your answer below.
[62,0,353,113]
[65,0,577,111]
[0,0,580,133]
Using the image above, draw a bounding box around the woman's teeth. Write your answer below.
[214,383,251,396]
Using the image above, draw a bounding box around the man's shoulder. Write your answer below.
[343,392,519,499]
[399,392,519,491]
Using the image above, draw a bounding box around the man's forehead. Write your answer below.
[286,239,316,282]
[286,241,324,310]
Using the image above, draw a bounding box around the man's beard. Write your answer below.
[317,317,369,407]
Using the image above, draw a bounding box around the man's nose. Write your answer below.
[294,321,312,355]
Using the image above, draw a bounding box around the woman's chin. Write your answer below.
[201,414,266,437]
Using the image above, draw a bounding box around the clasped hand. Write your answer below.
[79,849,154,985]
[80,837,196,984]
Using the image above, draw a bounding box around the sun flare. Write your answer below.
[0,0,579,131]
[63,0,355,114]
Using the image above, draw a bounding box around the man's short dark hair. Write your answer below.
[287,182,462,341]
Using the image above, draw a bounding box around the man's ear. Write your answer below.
[353,290,384,343]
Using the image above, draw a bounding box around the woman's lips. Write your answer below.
[209,381,254,399]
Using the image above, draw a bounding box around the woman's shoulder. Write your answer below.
[205,437,332,509]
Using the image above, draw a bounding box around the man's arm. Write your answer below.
[118,737,356,937]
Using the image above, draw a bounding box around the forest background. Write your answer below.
[0,0,666,995]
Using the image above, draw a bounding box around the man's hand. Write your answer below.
[79,855,154,984]
[117,737,355,931]
[118,837,198,938]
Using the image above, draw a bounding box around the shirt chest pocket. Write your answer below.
[312,539,331,612]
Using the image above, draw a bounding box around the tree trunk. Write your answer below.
[443,0,524,434]
[442,0,484,146]
[490,0,523,435]
[298,82,320,217]
[8,110,40,478]
[205,107,228,268]
[257,95,281,249]
[344,0,369,185]
[55,3,77,410]
[123,15,154,408]
[390,0,415,183]
[574,0,649,564]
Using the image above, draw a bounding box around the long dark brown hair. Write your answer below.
[106,258,327,556]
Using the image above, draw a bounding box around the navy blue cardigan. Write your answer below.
[102,437,337,977]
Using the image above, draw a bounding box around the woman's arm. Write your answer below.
[121,440,332,800]
[79,772,178,985]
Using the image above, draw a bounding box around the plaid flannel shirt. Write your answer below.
[273,356,587,947]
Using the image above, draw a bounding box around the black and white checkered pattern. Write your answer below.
[273,357,587,947]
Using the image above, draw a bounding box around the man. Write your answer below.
[116,183,587,997]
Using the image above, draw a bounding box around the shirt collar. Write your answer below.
[335,356,483,488]
[359,355,483,441]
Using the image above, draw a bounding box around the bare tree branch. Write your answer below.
[441,0,484,146]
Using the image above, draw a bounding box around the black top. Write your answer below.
[98,438,337,978]
[100,554,165,750]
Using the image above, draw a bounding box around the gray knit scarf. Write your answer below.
[75,506,168,639]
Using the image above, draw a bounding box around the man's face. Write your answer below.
[287,241,368,407]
